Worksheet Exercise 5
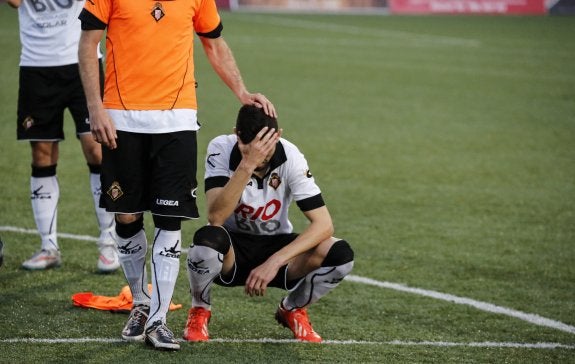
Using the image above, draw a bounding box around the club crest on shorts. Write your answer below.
[107,181,124,201]
[269,173,281,190]
[151,2,165,22]
[22,116,34,130]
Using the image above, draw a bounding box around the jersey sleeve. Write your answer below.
[80,0,112,27]
[285,144,324,211]
[193,0,222,36]
[204,136,232,191]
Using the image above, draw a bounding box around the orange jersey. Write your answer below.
[82,0,221,110]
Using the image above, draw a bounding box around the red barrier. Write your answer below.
[216,0,231,10]
[390,0,546,14]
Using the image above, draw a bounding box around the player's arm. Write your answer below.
[206,127,279,225]
[245,205,334,297]
[78,29,117,150]
[6,0,21,8]
[275,206,334,267]
[199,36,276,118]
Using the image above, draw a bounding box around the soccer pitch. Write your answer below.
[1,9,574,363]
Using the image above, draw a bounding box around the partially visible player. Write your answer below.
[7,0,119,272]
[184,105,354,343]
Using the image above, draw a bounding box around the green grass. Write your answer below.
[1,9,575,363]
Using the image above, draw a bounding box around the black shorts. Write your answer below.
[16,61,104,141]
[214,231,300,290]
[100,130,199,219]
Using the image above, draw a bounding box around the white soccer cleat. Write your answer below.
[97,240,120,273]
[22,249,61,270]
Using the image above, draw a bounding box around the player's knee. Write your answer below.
[192,225,230,255]
[321,240,354,268]
[115,215,144,239]
[152,214,181,231]
[80,135,102,164]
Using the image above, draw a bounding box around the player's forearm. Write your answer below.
[207,162,255,225]
[272,207,334,266]
[78,31,104,113]
[201,37,249,103]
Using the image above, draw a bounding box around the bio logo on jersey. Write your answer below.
[29,0,83,13]
[234,199,282,234]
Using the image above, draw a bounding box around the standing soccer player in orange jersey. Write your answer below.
[78,0,276,351]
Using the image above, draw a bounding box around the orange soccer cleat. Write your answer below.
[183,307,211,342]
[275,304,322,343]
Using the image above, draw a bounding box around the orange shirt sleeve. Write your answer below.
[83,0,113,25]
[193,0,221,34]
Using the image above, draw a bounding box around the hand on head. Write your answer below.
[236,126,281,171]
[242,93,277,119]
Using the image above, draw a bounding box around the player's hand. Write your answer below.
[245,260,280,297]
[89,109,118,150]
[237,126,280,171]
[241,92,277,118]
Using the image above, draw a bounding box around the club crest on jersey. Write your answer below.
[22,116,34,130]
[151,2,165,22]
[269,173,281,190]
[107,181,124,201]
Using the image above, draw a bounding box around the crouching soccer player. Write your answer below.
[184,105,354,343]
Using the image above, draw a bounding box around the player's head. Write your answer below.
[235,105,279,144]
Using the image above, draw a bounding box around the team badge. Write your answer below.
[107,181,124,201]
[22,116,34,130]
[151,2,165,22]
[269,173,281,190]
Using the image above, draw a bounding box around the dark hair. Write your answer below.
[235,105,278,144]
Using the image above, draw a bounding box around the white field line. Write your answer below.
[345,275,575,336]
[0,337,573,349]
[2,225,575,337]
[0,226,98,242]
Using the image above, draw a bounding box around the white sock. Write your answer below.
[89,173,115,244]
[148,228,181,326]
[186,245,223,309]
[116,229,150,306]
[283,261,354,310]
[31,175,59,251]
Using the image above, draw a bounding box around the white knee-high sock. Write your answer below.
[148,228,181,326]
[186,245,223,309]
[283,261,354,310]
[30,175,59,251]
[89,173,115,243]
[116,229,150,306]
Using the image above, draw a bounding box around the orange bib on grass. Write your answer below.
[72,284,182,312]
